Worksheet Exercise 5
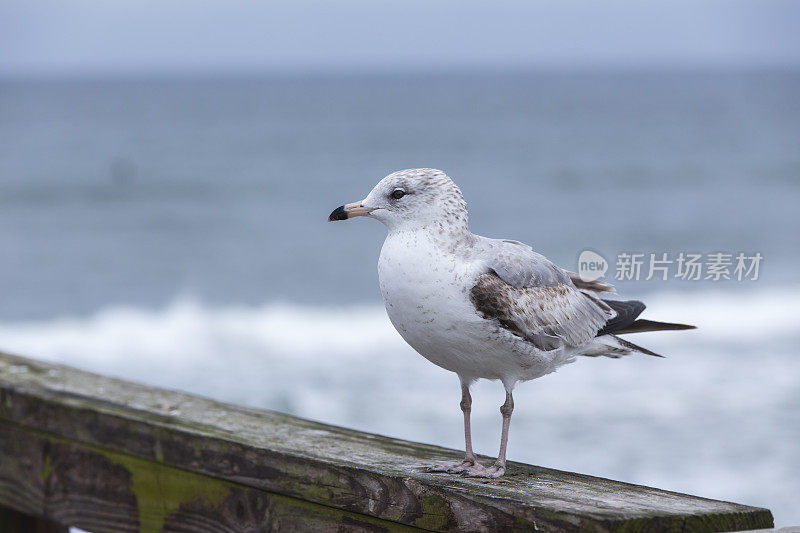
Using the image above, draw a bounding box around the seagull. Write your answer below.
[329,168,695,478]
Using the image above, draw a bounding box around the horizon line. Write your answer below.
[2,63,800,82]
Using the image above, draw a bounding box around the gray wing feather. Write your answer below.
[474,237,570,288]
[566,272,615,293]
[470,237,614,351]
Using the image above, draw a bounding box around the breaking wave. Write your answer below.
[0,286,796,368]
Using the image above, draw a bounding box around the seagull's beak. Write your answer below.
[328,201,376,221]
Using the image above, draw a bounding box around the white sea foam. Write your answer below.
[1,286,796,365]
[1,287,798,526]
[0,301,400,366]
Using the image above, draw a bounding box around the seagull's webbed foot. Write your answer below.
[461,462,505,478]
[427,454,481,474]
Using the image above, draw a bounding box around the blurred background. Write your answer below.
[1,0,798,526]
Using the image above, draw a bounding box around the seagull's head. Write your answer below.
[328,168,468,231]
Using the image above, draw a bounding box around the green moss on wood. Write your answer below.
[102,449,230,533]
[40,452,53,484]
[415,493,450,530]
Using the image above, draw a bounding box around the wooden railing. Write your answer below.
[0,351,774,532]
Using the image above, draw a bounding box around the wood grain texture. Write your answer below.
[0,505,68,533]
[0,422,416,533]
[0,351,774,532]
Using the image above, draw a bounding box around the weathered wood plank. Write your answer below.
[0,351,774,532]
[0,421,418,532]
[736,526,800,533]
[0,505,68,533]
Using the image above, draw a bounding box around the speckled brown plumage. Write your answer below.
[470,272,614,352]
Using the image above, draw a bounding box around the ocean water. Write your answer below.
[0,71,798,525]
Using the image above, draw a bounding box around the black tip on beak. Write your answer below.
[328,205,348,221]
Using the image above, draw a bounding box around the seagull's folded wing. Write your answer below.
[469,238,615,351]
[470,273,614,351]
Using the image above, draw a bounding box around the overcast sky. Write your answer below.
[2,0,799,76]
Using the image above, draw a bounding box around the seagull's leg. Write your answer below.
[428,380,482,473]
[463,389,513,478]
[460,382,479,466]
[492,390,514,475]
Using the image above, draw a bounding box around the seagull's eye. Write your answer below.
[390,189,406,200]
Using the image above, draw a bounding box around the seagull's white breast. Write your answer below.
[377,228,576,383]
[377,229,519,379]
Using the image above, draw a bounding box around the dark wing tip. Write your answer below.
[597,299,647,336]
[613,319,698,335]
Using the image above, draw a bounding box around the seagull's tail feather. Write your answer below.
[612,319,697,335]
[609,335,664,357]
[581,334,664,358]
